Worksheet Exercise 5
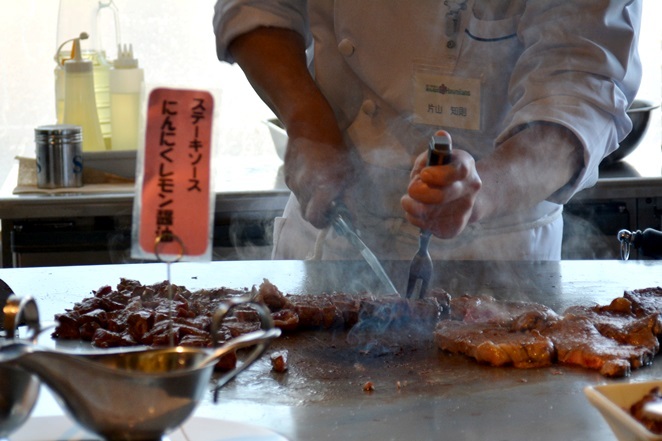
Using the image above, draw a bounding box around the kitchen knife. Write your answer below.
[331,202,399,295]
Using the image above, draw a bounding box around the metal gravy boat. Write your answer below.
[0,293,41,438]
[0,293,281,441]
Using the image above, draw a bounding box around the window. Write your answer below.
[0,0,278,195]
[0,1,659,195]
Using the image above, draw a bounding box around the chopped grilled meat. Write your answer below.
[272,309,299,331]
[255,279,292,311]
[329,293,362,328]
[125,310,154,342]
[358,295,441,330]
[222,320,262,338]
[427,288,452,319]
[52,278,662,379]
[270,350,289,373]
[232,306,261,323]
[630,386,662,434]
[52,311,81,339]
[79,321,101,341]
[288,294,339,329]
[92,328,136,348]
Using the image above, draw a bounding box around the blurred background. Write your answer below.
[0,0,277,193]
[0,1,660,192]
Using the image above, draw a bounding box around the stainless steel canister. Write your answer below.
[35,124,83,188]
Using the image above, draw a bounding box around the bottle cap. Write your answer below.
[63,33,93,73]
[114,44,139,69]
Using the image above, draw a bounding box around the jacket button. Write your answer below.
[361,99,377,116]
[338,39,355,57]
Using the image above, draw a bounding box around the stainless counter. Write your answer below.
[0,137,660,266]
[2,259,662,440]
[0,157,290,266]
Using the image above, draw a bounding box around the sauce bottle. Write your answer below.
[55,0,119,149]
[62,33,106,152]
[110,44,144,150]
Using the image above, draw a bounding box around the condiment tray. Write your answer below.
[585,381,662,441]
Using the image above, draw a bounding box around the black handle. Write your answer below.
[632,228,662,258]
[428,131,453,166]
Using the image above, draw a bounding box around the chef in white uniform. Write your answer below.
[213,1,642,261]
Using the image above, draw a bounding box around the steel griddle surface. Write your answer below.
[2,259,662,440]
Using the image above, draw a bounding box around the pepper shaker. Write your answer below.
[35,124,84,189]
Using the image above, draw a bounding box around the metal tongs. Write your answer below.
[406,131,453,299]
[331,201,399,295]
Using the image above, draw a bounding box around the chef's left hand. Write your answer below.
[401,149,482,238]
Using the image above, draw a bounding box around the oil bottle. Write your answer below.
[62,33,105,152]
[110,44,144,150]
[54,0,119,149]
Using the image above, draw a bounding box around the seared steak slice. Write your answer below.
[435,321,555,368]
[624,287,662,317]
[564,304,662,352]
[450,294,559,329]
[541,315,655,377]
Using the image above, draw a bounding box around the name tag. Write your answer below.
[413,71,481,131]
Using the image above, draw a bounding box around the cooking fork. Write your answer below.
[405,131,453,299]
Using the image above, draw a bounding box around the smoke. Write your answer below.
[346,294,446,356]
[561,204,627,259]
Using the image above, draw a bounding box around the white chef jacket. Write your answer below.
[213,0,642,261]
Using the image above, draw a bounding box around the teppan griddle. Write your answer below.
[2,259,661,440]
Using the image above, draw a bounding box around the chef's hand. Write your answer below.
[401,149,482,238]
[284,125,359,229]
[228,26,358,229]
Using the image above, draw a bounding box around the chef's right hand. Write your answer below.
[284,124,359,229]
[228,27,358,230]
[401,148,482,238]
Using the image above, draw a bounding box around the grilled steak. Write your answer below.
[450,294,559,328]
[52,277,662,378]
[436,321,555,368]
[436,289,662,377]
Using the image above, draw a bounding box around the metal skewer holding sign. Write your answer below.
[131,87,216,345]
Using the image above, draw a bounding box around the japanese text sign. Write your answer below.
[133,88,215,261]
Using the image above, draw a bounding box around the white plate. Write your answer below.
[263,118,287,161]
[11,415,288,441]
[585,381,662,441]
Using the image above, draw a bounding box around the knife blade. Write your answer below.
[331,202,399,295]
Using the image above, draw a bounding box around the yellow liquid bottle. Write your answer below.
[110,44,144,150]
[63,36,106,152]
[55,50,110,149]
